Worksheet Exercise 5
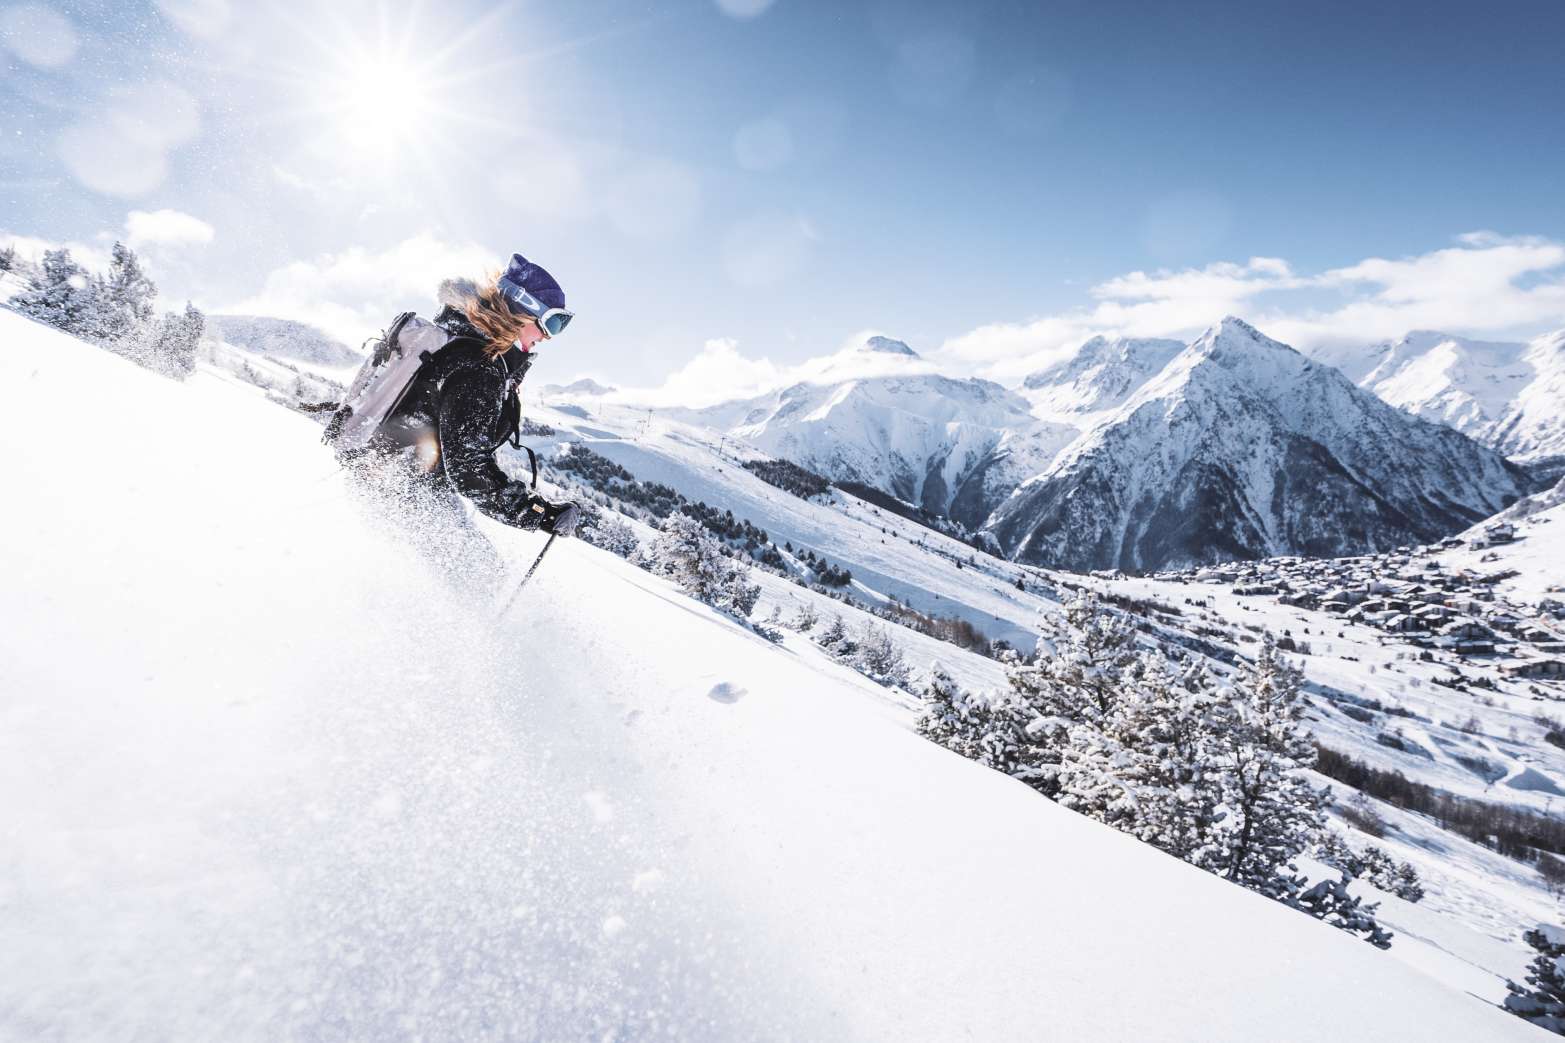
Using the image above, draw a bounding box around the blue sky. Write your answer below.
[3,0,1564,394]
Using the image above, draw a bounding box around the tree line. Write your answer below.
[2,242,204,379]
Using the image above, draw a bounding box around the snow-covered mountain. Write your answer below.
[677,335,1042,517]
[205,313,364,370]
[540,377,617,397]
[6,307,1541,1041]
[1021,335,1186,424]
[987,318,1532,572]
[1347,329,1565,462]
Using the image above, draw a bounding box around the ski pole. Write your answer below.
[497,532,558,619]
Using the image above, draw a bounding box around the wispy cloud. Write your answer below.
[612,329,945,408]
[937,233,1565,381]
[225,233,495,343]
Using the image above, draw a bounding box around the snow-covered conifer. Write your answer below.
[582,511,640,558]
[1289,873,1393,949]
[1205,636,1327,890]
[917,664,1027,775]
[163,302,204,376]
[1003,593,1142,797]
[648,512,760,621]
[817,613,850,654]
[852,620,910,687]
[13,248,89,332]
[1505,924,1565,1034]
[101,242,157,328]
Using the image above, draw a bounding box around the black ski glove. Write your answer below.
[515,496,580,537]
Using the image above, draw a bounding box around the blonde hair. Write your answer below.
[463,272,538,359]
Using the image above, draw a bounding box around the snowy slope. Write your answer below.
[988,318,1532,572]
[512,398,1051,647]
[0,309,1538,1041]
[205,313,364,370]
[1351,329,1565,461]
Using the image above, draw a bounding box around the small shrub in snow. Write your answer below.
[791,601,820,632]
[1537,854,1565,901]
[1338,792,1388,838]
[646,513,760,621]
[850,620,910,688]
[1284,874,1393,949]
[816,613,852,655]
[1505,925,1565,1034]
[1315,832,1424,902]
[582,510,640,558]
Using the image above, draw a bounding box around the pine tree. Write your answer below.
[1206,636,1328,891]
[817,613,850,654]
[1004,593,1143,797]
[648,512,760,621]
[101,242,157,327]
[918,664,1028,775]
[0,243,15,272]
[852,621,910,687]
[12,248,88,332]
[1390,861,1425,903]
[144,301,202,377]
[1505,925,1565,1034]
[582,511,640,558]
[1289,873,1393,949]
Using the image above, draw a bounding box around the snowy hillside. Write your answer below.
[1349,329,1565,462]
[987,318,1531,572]
[0,311,1540,1041]
[205,313,364,370]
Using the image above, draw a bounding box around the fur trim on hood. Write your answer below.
[436,276,481,311]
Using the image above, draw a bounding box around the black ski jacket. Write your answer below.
[392,307,539,525]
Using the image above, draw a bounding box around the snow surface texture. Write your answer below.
[0,309,1539,1040]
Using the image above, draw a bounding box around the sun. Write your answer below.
[327,46,446,154]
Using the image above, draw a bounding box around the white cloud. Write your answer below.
[937,233,1565,382]
[226,234,496,344]
[0,231,111,274]
[624,338,785,408]
[618,328,943,408]
[126,209,215,249]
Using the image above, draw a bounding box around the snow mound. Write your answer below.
[0,309,1535,1040]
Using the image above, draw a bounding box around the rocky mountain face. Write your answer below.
[986,318,1534,573]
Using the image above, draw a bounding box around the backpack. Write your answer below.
[324,312,536,482]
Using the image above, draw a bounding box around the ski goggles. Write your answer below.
[496,276,574,338]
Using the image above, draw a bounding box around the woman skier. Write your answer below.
[333,252,581,589]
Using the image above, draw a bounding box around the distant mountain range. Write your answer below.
[205,314,363,370]
[652,319,1553,574]
[1338,330,1565,464]
[988,318,1530,571]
